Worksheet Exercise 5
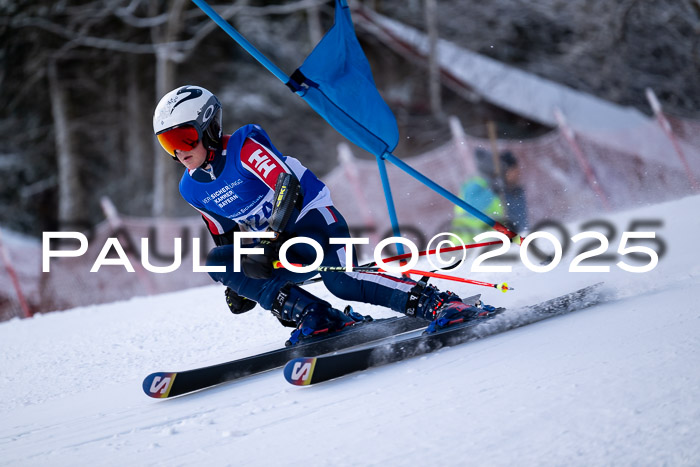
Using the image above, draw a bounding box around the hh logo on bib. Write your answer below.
[240,138,288,188]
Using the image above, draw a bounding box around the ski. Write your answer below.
[143,288,483,399]
[283,283,607,386]
[142,315,429,398]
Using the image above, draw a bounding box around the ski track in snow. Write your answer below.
[1,195,700,466]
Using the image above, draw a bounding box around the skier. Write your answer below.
[153,85,498,344]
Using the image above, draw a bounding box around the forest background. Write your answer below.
[1,0,698,238]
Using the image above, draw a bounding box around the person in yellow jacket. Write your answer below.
[452,176,504,244]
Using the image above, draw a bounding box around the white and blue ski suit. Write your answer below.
[180,124,415,313]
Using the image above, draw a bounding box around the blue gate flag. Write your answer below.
[191,0,522,245]
[286,0,398,157]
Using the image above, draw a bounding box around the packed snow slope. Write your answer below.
[2,195,700,466]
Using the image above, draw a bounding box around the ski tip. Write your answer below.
[142,372,177,398]
[283,357,318,386]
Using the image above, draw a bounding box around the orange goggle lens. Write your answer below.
[157,125,200,155]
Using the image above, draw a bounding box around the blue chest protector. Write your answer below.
[179,124,332,236]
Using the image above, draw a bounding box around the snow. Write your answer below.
[2,195,700,466]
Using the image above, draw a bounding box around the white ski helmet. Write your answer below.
[153,85,222,158]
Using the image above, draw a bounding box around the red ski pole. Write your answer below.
[273,261,513,293]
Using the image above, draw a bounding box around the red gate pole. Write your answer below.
[645,88,699,192]
[0,228,33,318]
[554,108,612,210]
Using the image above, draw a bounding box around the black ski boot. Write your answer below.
[405,282,502,334]
[270,283,370,346]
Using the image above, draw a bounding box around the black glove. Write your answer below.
[225,287,257,314]
[241,238,280,280]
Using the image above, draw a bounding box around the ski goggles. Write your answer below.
[156,124,200,156]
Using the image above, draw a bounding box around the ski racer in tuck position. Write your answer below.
[153,85,500,344]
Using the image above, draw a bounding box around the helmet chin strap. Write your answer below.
[202,125,220,164]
